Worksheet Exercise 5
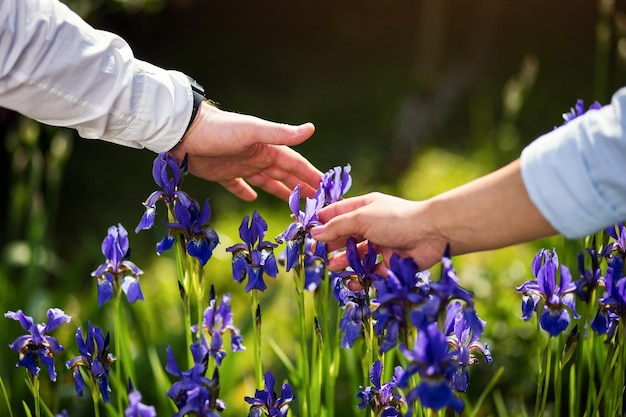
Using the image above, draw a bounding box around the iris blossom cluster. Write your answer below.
[333,238,381,348]
[5,308,71,381]
[92,224,144,307]
[372,254,433,353]
[226,210,278,292]
[275,164,351,275]
[517,248,580,337]
[65,322,116,403]
[400,323,465,413]
[159,198,220,267]
[275,185,325,271]
[166,343,226,417]
[357,360,405,417]
[135,152,191,232]
[244,371,294,417]
[136,152,219,267]
[444,301,492,392]
[191,291,245,366]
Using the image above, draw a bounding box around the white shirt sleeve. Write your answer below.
[0,0,192,153]
[521,87,626,238]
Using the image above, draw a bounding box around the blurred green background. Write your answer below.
[2,0,626,415]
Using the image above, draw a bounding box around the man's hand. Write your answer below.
[169,102,323,201]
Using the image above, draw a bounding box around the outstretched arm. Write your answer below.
[311,159,557,271]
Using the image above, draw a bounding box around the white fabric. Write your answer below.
[0,0,192,152]
[521,87,626,238]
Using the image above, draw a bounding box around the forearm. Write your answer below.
[0,0,191,152]
[430,159,557,256]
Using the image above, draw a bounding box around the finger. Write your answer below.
[219,178,258,202]
[258,165,319,198]
[316,195,370,223]
[323,234,366,253]
[327,250,350,272]
[310,209,365,242]
[372,261,389,277]
[264,146,323,192]
[245,172,293,201]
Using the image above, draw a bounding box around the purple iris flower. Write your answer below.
[333,237,382,291]
[66,322,116,403]
[245,371,294,417]
[166,343,226,417]
[601,222,626,259]
[561,99,602,125]
[92,224,144,307]
[160,199,220,267]
[444,301,492,392]
[302,237,328,291]
[338,290,372,349]
[5,308,71,381]
[575,246,602,302]
[399,323,464,413]
[275,185,325,271]
[357,360,405,417]
[191,292,245,366]
[125,386,156,417]
[591,256,626,341]
[373,254,432,353]
[517,248,580,337]
[320,164,352,205]
[135,152,191,233]
[226,211,278,292]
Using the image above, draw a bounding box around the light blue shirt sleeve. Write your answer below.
[520,87,626,238]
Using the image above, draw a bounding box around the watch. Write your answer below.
[186,76,206,132]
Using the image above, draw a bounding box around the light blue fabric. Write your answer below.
[521,87,626,238]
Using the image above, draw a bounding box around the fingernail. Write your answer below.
[310,226,323,238]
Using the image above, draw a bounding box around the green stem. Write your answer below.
[295,261,311,417]
[92,382,101,417]
[32,375,40,417]
[539,337,553,417]
[251,290,264,387]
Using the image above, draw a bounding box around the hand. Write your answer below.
[169,102,323,201]
[311,192,449,274]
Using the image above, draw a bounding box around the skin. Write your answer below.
[311,159,558,274]
[169,101,323,202]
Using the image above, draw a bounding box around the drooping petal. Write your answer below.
[97,275,115,307]
[122,276,145,303]
[157,233,176,255]
[540,306,570,337]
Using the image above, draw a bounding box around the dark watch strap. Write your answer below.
[186,76,206,132]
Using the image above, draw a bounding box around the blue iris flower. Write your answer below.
[399,323,464,414]
[333,237,381,291]
[303,237,328,291]
[166,342,226,417]
[320,164,352,205]
[135,152,191,232]
[245,371,294,417]
[191,291,245,366]
[159,198,220,267]
[517,248,580,337]
[226,211,278,292]
[591,256,626,341]
[575,246,602,302]
[443,301,492,392]
[125,386,157,417]
[373,254,432,353]
[66,322,116,403]
[5,308,71,381]
[92,224,144,307]
[338,290,372,349]
[275,185,325,271]
[357,360,405,417]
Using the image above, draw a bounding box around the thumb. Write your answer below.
[246,118,315,146]
[310,210,363,242]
